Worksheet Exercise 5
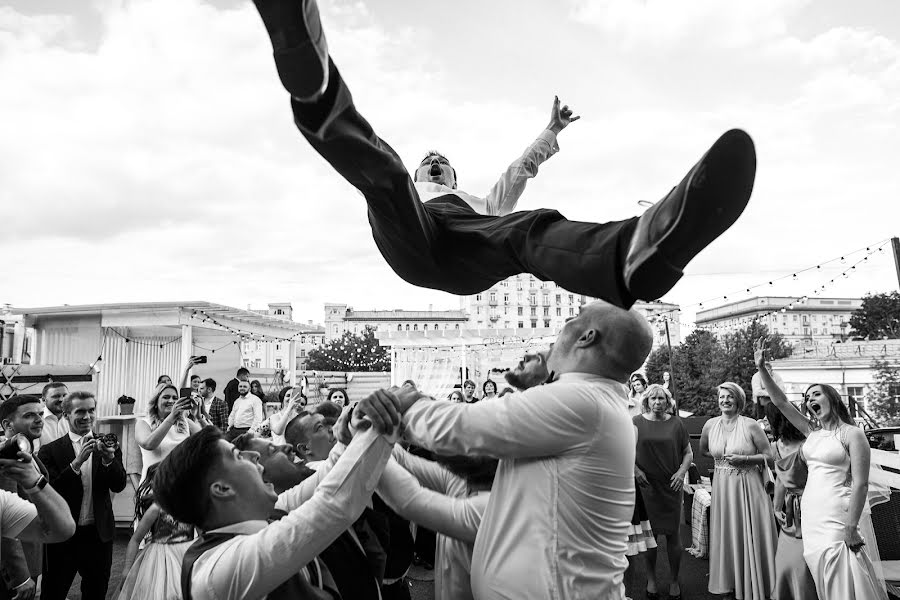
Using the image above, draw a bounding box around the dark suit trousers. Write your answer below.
[42,525,113,600]
[290,60,638,308]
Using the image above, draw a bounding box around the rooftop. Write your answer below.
[696,296,861,323]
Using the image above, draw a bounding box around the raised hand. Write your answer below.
[352,389,400,435]
[548,96,580,134]
[754,336,768,370]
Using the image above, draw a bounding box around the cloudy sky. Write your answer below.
[2,0,898,329]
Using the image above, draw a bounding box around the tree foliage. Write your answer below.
[306,327,390,372]
[849,292,900,340]
[865,359,900,426]
[644,323,791,416]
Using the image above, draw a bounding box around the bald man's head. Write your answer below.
[547,301,652,382]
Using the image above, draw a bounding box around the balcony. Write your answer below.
[489,314,500,321]
[488,299,498,306]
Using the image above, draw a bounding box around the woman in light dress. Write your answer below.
[763,402,817,600]
[118,464,195,600]
[135,384,204,485]
[700,381,777,600]
[754,338,887,600]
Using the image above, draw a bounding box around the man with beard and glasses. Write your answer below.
[250,0,756,311]
[354,301,653,599]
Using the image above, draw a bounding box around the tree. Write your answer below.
[865,359,900,426]
[306,327,390,372]
[719,322,792,411]
[849,292,900,340]
[646,331,724,416]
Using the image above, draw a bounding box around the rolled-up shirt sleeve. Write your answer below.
[275,442,348,512]
[484,129,559,216]
[402,382,596,459]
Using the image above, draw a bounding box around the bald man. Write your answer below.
[355,301,652,600]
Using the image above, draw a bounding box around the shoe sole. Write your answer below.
[626,129,756,300]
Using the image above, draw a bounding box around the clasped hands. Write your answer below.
[332,383,425,445]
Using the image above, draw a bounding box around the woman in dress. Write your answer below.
[700,381,777,600]
[136,384,204,485]
[628,373,648,417]
[634,384,692,600]
[118,464,195,600]
[754,339,887,600]
[763,402,817,600]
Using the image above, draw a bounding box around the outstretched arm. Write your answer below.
[754,337,811,437]
[484,96,579,216]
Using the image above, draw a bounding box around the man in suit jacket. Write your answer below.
[37,391,126,600]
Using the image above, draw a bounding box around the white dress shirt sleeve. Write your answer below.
[483,129,559,216]
[192,428,392,600]
[251,398,264,428]
[227,401,236,428]
[391,446,454,494]
[274,442,347,512]
[402,382,597,459]
[376,458,486,544]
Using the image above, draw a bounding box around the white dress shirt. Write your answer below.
[68,431,95,526]
[414,129,559,216]
[39,408,69,447]
[402,373,636,600]
[189,428,392,600]
[227,394,263,429]
[378,448,488,600]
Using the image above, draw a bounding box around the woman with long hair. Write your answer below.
[135,384,203,484]
[326,387,349,407]
[481,380,497,400]
[700,381,777,600]
[118,463,195,600]
[634,384,692,600]
[250,379,267,402]
[764,402,817,600]
[628,373,648,417]
[754,338,887,600]
[448,389,465,403]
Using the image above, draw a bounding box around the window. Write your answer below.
[504,307,509,315]
[455,324,460,329]
[555,294,561,303]
[847,386,864,411]
[517,307,523,316]
[397,324,402,331]
[504,321,510,328]
[503,294,509,303]
[423,324,428,330]
[556,308,562,316]
[501,280,508,287]
[543,307,550,316]
[544,320,551,328]
[530,320,538,328]
[333,325,339,334]
[490,292,496,302]
[529,294,536,305]
[530,307,537,316]
[413,324,418,331]
[568,294,574,303]
[243,358,251,368]
[300,336,306,343]
[793,315,798,322]
[517,321,524,328]
[254,359,261,368]
[476,294,482,301]
[300,349,306,357]
[406,324,410,331]
[275,359,283,369]
[813,328,818,335]
[477,307,481,314]
[569,307,575,316]
[434,324,439,330]
[276,344,281,350]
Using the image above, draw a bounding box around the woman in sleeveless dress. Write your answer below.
[700,382,777,600]
[763,403,817,600]
[136,384,204,485]
[118,464,196,600]
[753,338,887,600]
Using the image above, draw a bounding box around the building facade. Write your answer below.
[464,275,681,348]
[324,303,469,339]
[696,296,861,346]
[241,303,326,371]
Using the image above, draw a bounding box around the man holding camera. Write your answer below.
[0,396,52,600]
[37,391,126,600]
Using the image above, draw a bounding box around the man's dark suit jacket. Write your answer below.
[37,434,127,542]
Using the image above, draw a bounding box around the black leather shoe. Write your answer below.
[624,129,756,301]
[253,0,329,102]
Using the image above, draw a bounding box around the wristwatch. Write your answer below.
[23,475,48,495]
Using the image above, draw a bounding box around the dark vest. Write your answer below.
[180,531,337,600]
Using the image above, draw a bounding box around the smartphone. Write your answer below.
[194,355,208,364]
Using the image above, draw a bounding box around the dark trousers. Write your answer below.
[42,525,113,600]
[290,60,639,308]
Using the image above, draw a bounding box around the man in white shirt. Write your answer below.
[0,452,75,570]
[39,383,69,447]
[226,380,263,441]
[152,390,400,600]
[251,0,756,309]
[356,300,654,599]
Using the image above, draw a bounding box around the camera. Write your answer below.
[99,433,118,448]
[0,434,33,460]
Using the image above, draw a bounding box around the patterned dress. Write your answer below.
[117,508,195,600]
